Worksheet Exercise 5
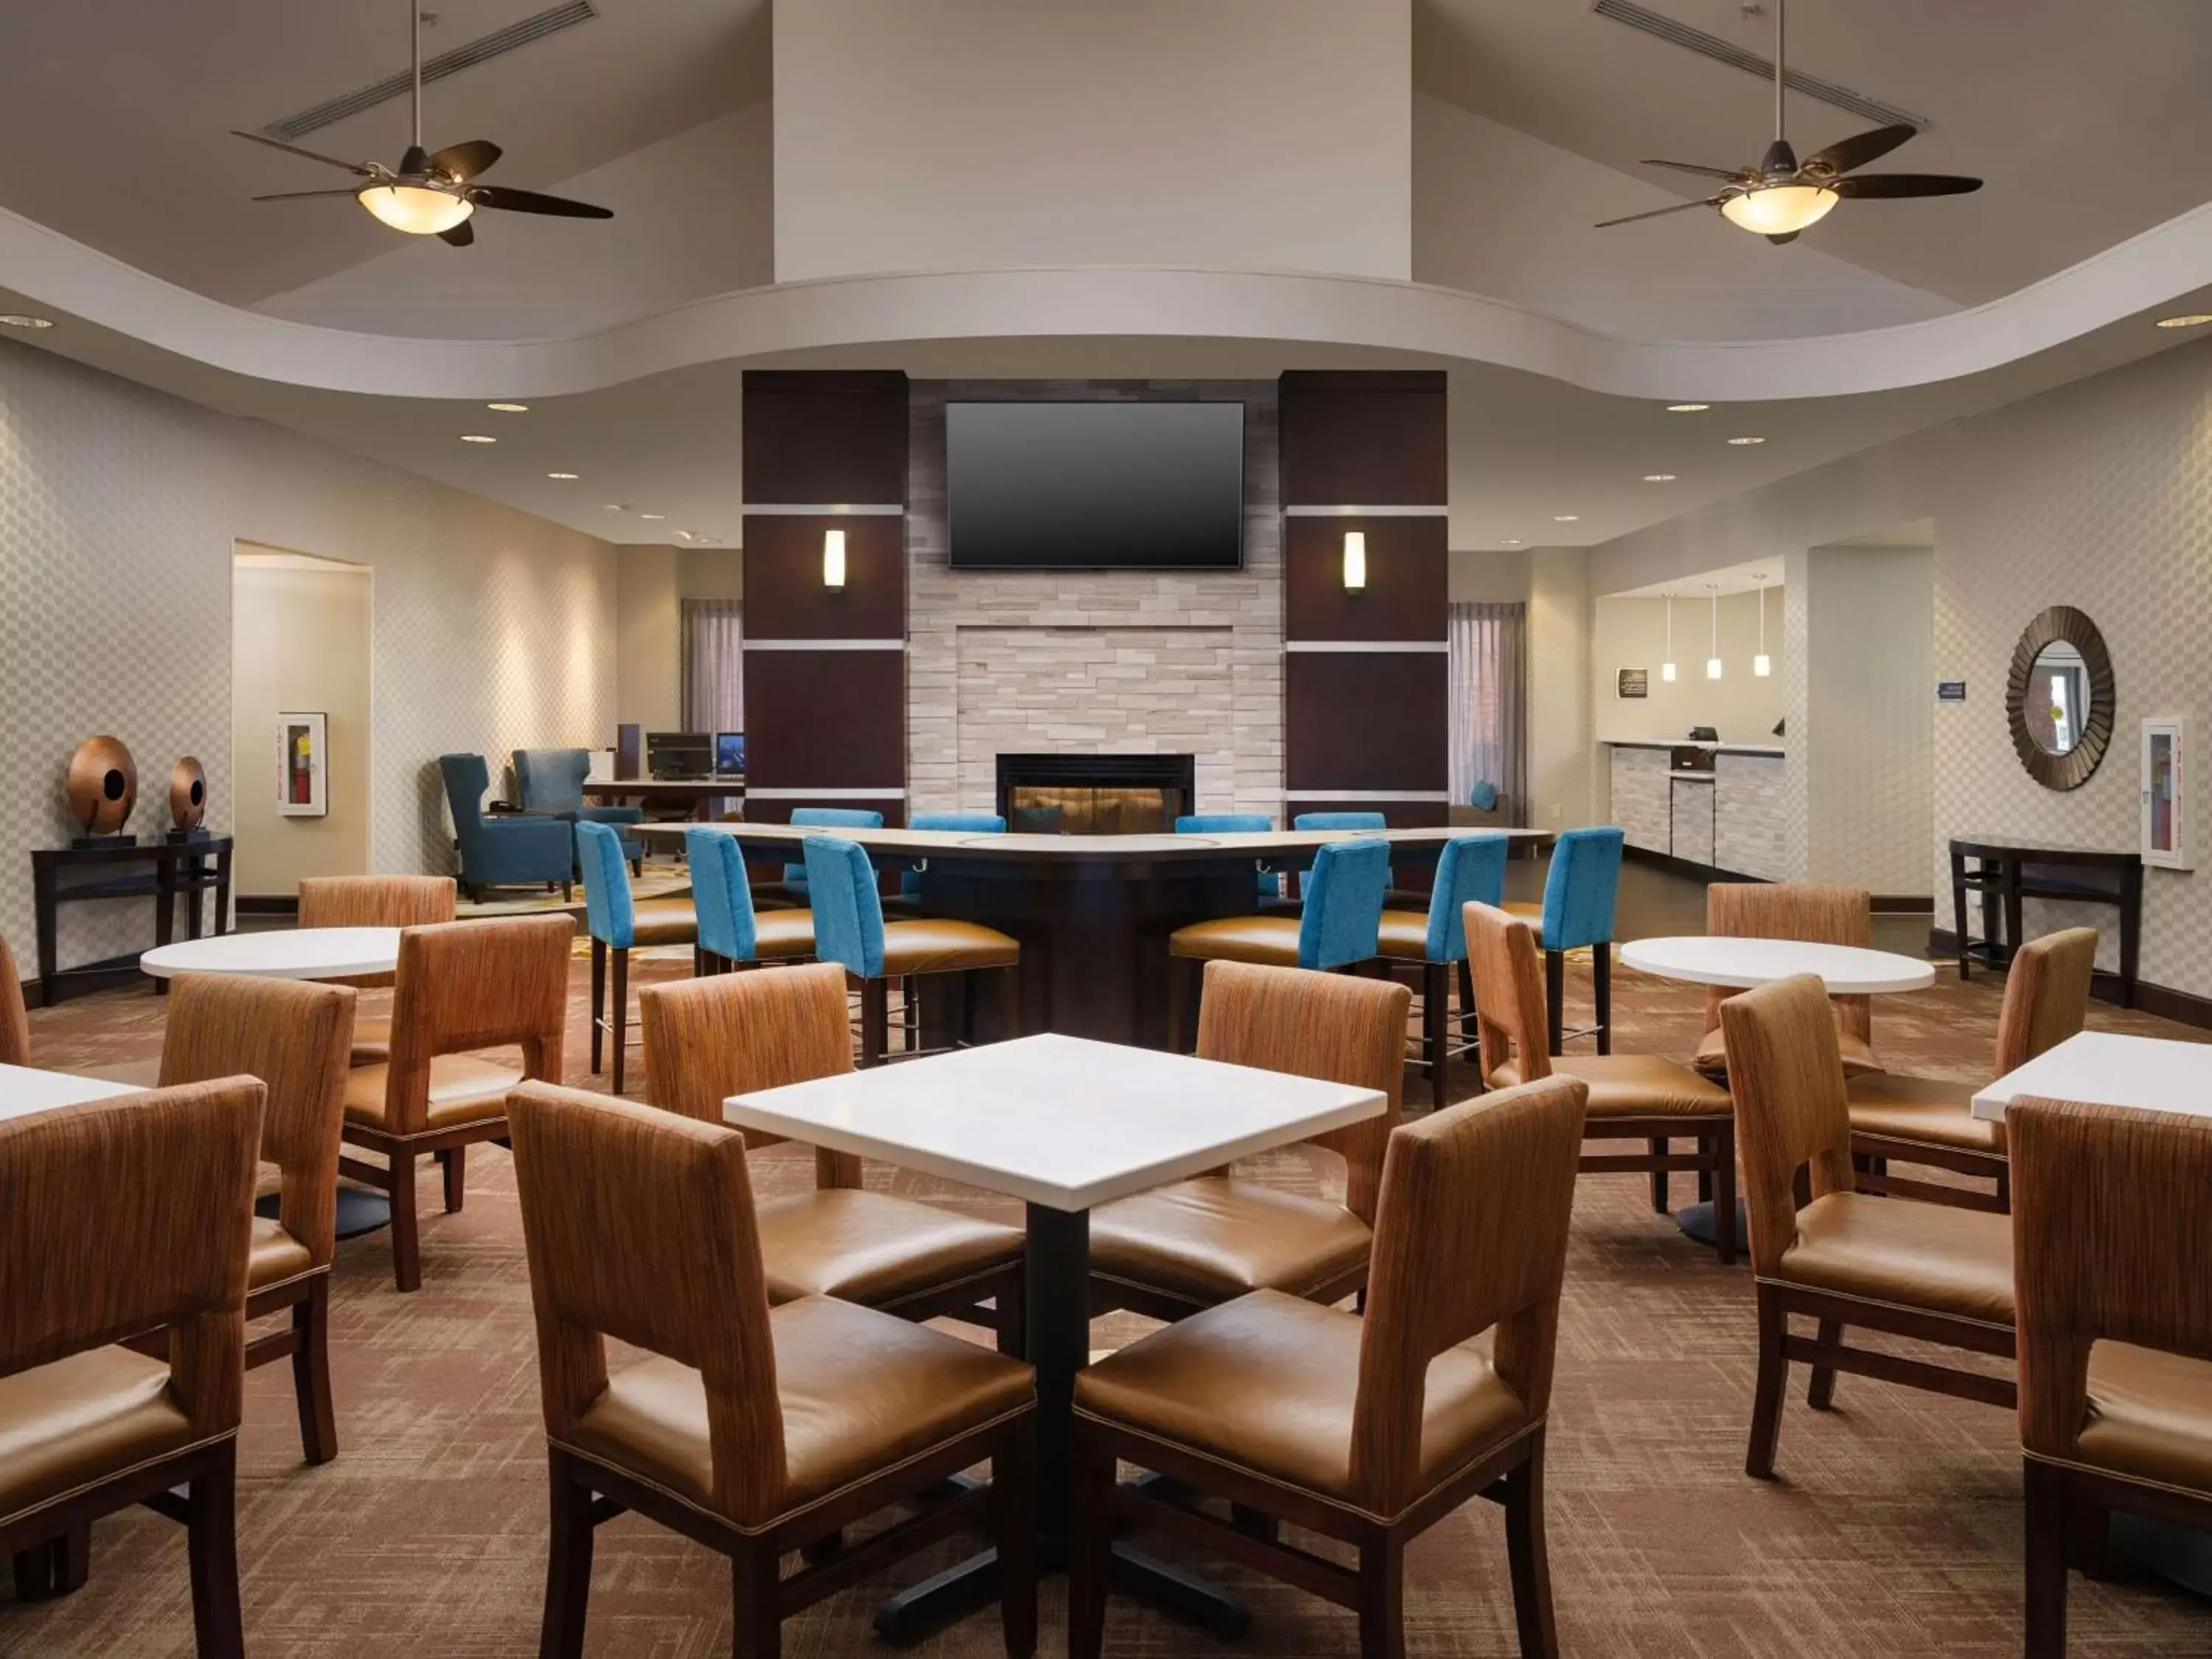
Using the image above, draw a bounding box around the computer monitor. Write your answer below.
[714,731,745,776]
[645,731,712,779]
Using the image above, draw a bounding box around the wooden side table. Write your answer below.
[29,835,234,1005]
[1947,836,2141,1007]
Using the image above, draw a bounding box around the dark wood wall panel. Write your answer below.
[742,651,907,788]
[1279,371,1447,507]
[1284,654,1448,793]
[1284,515,1447,642]
[742,372,910,505]
[740,514,906,640]
[741,798,909,829]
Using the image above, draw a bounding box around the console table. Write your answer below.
[30,836,234,1006]
[1947,836,2140,1007]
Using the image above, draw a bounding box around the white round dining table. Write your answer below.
[1618,936,1937,995]
[139,926,401,981]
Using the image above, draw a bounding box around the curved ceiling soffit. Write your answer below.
[4,199,2211,405]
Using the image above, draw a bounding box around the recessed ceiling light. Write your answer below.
[693,535,722,546]
[639,512,666,521]
[1666,403,1709,412]
[604,503,626,512]
[675,530,696,540]
[487,401,530,411]
[1643,473,1677,482]
[1500,538,1523,546]
[0,313,54,330]
[2156,314,2212,329]
[546,471,579,480]
[1727,436,1766,445]
[459,434,496,444]
[1553,515,1579,522]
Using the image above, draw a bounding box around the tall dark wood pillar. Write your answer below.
[740,371,910,827]
[1278,371,1449,828]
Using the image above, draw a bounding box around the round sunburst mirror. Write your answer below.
[2006,607,2115,791]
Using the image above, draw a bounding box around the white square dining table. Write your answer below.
[1970,1029,2212,1122]
[0,1064,142,1124]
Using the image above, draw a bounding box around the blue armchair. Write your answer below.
[439,753,574,902]
[512,748,644,874]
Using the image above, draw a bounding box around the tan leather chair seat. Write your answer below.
[1090,1178,1374,1307]
[1776,1192,2014,1326]
[1377,910,1433,960]
[254,1158,284,1200]
[755,1189,1023,1306]
[0,1348,199,1523]
[879,918,1020,976]
[560,1295,1034,1526]
[349,1013,392,1067]
[1697,1023,1882,1079]
[343,1054,524,1132]
[1845,1072,2000,1152]
[1166,916,1301,967]
[629,897,698,948]
[2070,1340,2212,1494]
[1489,1055,1732,1119]
[752,909,816,961]
[248,1217,315,1292]
[1074,1289,1529,1517]
[1502,899,1545,939]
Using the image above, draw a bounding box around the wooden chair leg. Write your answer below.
[998,961,1021,1043]
[1457,956,1477,1047]
[389,1150,421,1294]
[1503,1434,1559,1659]
[186,1446,244,1659]
[1544,949,1565,1056]
[1711,1127,1738,1267]
[1424,961,1450,1112]
[1648,1139,1668,1213]
[860,977,889,1068]
[52,1526,88,1596]
[1746,1282,1789,1479]
[731,1543,782,1659]
[293,1275,338,1465]
[1230,1504,1279,1544]
[588,938,606,1074]
[995,1274,1026,1360]
[441,1146,466,1214]
[611,947,630,1096]
[540,1453,596,1659]
[995,1422,1038,1659]
[1593,941,1612,1054]
[1356,1530,1405,1659]
[1806,1318,1843,1411]
[2024,1459,2070,1659]
[1067,1428,1115,1659]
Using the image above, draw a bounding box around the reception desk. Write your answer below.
[1605,741,1787,881]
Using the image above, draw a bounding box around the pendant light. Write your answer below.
[1661,593,1677,682]
[1705,584,1723,679]
[1753,573,1773,676]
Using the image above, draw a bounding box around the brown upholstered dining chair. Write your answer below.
[639,961,1026,1349]
[1088,959,1408,1324]
[297,874,457,1064]
[156,972,354,1464]
[1697,883,1885,1079]
[340,914,570,1291]
[2013,1096,2212,1659]
[508,1082,1038,1659]
[0,1079,263,1654]
[0,935,28,1067]
[1848,927,2098,1214]
[1721,975,2015,1481]
[1071,1074,1589,1659]
[1466,902,1740,1262]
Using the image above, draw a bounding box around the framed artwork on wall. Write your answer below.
[2141,716,2188,870]
[277,712,328,818]
[1617,667,1649,699]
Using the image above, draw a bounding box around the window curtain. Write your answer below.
[680,599,743,733]
[1449,601,1527,814]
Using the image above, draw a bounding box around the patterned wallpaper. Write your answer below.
[1807,544,1933,897]
[0,339,616,977]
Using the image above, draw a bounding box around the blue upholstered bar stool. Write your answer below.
[1506,825,1624,1056]
[1377,832,1510,1110]
[892,810,1007,907]
[1175,813,1284,905]
[577,821,698,1095]
[684,828,816,972]
[1164,838,1391,1051]
[1289,810,1437,909]
[777,807,886,900]
[802,834,1022,1068]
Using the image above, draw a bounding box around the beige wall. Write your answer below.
[1526,548,1593,829]
[616,546,745,736]
[1804,546,1932,897]
[231,555,372,897]
[1593,590,1785,745]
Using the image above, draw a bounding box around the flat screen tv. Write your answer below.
[946,400,1245,570]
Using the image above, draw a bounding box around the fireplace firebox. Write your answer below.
[995,753,1197,835]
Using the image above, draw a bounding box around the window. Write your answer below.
[1449,601,1526,813]
[680,599,742,734]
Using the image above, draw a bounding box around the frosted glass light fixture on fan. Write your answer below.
[1753,572,1773,676]
[1705,584,1723,679]
[1660,593,1677,682]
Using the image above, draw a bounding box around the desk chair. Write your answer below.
[577,820,697,1096]
[1505,825,1621,1057]
[1379,832,1509,1110]
[439,752,573,902]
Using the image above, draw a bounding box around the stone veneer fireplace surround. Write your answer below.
[905,380,1284,821]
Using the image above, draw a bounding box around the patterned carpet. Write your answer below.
[7,945,2211,1658]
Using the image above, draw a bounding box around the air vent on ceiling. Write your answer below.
[265,1,599,141]
[1591,0,1926,131]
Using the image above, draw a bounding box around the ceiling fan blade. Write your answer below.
[230,129,374,177]
[1594,198,1719,229]
[439,220,476,248]
[1641,159,1750,182]
[1804,122,1918,177]
[466,185,613,219]
[1834,173,1983,199]
[1767,232,1801,246]
[251,188,362,203]
[427,139,502,182]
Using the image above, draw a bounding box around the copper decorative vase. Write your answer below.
[65,736,138,846]
[168,757,208,841]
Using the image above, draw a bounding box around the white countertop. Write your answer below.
[1971,1030,2212,1122]
[140,926,401,981]
[1618,936,1937,994]
[1604,740,1785,757]
[726,1032,1386,1213]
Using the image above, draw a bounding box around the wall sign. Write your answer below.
[1617,667,1649,699]
[1936,681,1967,702]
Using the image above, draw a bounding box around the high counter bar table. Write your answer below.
[726,1032,1386,1641]
[1616,936,1938,1246]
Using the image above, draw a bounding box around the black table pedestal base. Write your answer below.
[1675,1197,1749,1250]
[254,1188,392,1240]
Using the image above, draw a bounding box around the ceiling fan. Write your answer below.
[230,0,611,246]
[1596,0,1980,244]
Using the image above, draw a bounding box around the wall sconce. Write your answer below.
[1753,572,1772,676]
[823,528,847,589]
[1705,583,1723,679]
[1342,531,1367,592]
